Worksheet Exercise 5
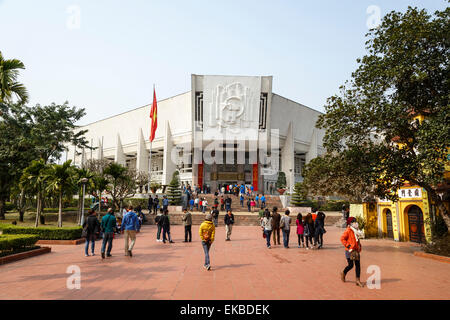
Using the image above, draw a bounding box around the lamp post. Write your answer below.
[80,178,88,226]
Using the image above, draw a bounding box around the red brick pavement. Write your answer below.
[0,225,449,300]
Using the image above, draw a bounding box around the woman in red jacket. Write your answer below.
[340,217,364,287]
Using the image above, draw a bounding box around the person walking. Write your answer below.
[153,195,159,214]
[260,194,266,209]
[194,197,199,211]
[340,217,365,287]
[280,210,291,248]
[220,196,225,211]
[155,209,163,242]
[199,213,215,270]
[271,207,281,245]
[255,194,259,208]
[261,210,273,248]
[162,196,169,212]
[182,208,192,242]
[148,196,153,215]
[250,198,256,212]
[304,213,315,249]
[161,209,174,243]
[224,210,235,241]
[225,196,232,212]
[296,213,305,248]
[202,198,208,213]
[189,198,194,211]
[83,209,100,257]
[100,208,117,259]
[247,197,251,212]
[121,205,140,257]
[212,206,219,227]
[314,211,326,249]
[240,194,245,207]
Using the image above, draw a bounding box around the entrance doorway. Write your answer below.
[407,205,426,243]
[385,209,394,239]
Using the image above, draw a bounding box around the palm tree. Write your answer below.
[20,159,48,227]
[0,51,29,104]
[92,174,109,215]
[44,160,76,227]
[74,167,95,225]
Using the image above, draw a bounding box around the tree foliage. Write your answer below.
[167,171,182,205]
[0,51,29,104]
[308,6,450,228]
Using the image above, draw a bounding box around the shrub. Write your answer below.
[4,202,16,212]
[423,234,450,257]
[0,234,39,251]
[276,172,287,189]
[430,214,449,239]
[123,198,148,209]
[0,224,83,240]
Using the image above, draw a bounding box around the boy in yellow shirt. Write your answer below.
[199,213,215,270]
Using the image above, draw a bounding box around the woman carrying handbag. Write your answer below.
[340,217,364,287]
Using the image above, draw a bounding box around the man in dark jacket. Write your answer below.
[160,209,174,243]
[153,195,159,214]
[271,207,281,245]
[148,196,153,214]
[100,208,117,259]
[224,210,235,241]
[182,209,192,242]
[212,207,219,227]
[83,209,100,257]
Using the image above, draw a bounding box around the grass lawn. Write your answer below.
[1,210,80,228]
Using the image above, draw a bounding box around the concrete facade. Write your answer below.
[67,74,325,194]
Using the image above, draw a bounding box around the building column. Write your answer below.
[281,121,295,192]
[136,128,149,173]
[97,138,103,160]
[115,134,126,166]
[162,120,176,185]
[306,127,318,164]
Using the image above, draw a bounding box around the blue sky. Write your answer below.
[0,0,447,125]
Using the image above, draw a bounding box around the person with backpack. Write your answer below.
[83,209,100,257]
[280,210,291,248]
[161,209,174,243]
[340,217,365,287]
[304,213,315,249]
[261,210,273,248]
[212,206,219,227]
[199,213,215,270]
[100,208,117,259]
[271,207,281,246]
[224,210,235,241]
[314,211,326,249]
[296,213,305,248]
[155,208,164,242]
[182,208,192,242]
[121,205,140,257]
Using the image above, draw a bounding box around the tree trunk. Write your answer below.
[19,190,25,222]
[98,190,101,215]
[0,198,5,220]
[77,188,82,225]
[58,190,63,228]
[35,194,40,227]
[426,187,450,233]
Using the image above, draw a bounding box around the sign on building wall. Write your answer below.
[398,188,422,199]
[390,203,400,241]
[203,76,261,141]
[421,189,432,243]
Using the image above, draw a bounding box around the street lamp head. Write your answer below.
[81,178,89,184]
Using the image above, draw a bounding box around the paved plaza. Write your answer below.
[0,225,449,300]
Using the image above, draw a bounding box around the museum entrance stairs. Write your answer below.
[198,193,284,213]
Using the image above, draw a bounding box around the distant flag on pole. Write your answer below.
[149,86,157,142]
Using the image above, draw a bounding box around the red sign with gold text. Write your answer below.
[198,163,203,189]
[252,164,258,191]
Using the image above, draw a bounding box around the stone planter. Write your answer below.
[277,188,286,195]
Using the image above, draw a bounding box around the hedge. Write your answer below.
[0,224,83,240]
[0,234,39,251]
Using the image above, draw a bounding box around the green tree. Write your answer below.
[315,7,450,228]
[44,160,76,227]
[276,171,287,190]
[73,167,95,224]
[0,51,29,104]
[290,182,308,206]
[104,163,136,212]
[167,171,181,205]
[20,159,49,227]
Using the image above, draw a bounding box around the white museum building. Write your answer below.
[67,75,325,194]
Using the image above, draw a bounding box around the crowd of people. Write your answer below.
[81,202,365,286]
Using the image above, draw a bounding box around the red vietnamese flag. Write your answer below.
[149,87,157,142]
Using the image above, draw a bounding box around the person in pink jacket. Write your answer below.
[296,213,305,248]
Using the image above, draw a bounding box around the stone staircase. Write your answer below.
[196,193,284,212]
